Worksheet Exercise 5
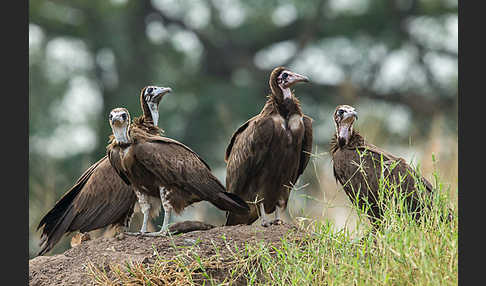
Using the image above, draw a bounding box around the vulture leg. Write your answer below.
[125,190,151,236]
[272,204,284,225]
[137,191,151,233]
[159,187,172,235]
[143,187,172,236]
[259,203,271,227]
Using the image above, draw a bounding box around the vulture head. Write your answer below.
[333,105,358,147]
[269,66,309,102]
[140,85,172,126]
[109,107,131,144]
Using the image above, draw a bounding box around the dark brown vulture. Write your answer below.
[36,86,171,255]
[224,66,313,227]
[330,104,436,225]
[106,108,250,236]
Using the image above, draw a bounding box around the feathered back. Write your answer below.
[133,116,164,135]
[330,131,365,155]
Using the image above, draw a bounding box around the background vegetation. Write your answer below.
[29,0,457,258]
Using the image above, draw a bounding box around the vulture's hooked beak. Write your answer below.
[151,86,172,103]
[342,110,358,122]
[110,113,128,127]
[284,71,309,88]
[337,110,358,146]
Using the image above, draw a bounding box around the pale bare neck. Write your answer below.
[148,102,159,127]
[337,123,353,145]
[281,87,292,100]
[113,125,130,143]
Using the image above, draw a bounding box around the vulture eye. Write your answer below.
[121,113,127,120]
[109,114,113,120]
[338,109,344,116]
[147,87,153,94]
[282,73,288,80]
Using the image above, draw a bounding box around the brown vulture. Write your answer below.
[36,86,171,255]
[106,108,250,236]
[224,66,313,227]
[330,104,436,225]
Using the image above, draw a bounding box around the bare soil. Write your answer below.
[29,221,304,286]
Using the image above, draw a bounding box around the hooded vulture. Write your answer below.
[330,104,436,224]
[106,108,250,236]
[225,66,313,227]
[36,86,171,255]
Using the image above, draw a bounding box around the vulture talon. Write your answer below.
[271,219,283,226]
[124,232,143,236]
[261,221,272,228]
[139,231,168,237]
[139,225,171,237]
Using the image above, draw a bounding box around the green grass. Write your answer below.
[86,157,458,285]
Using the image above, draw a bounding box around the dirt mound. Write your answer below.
[29,222,304,285]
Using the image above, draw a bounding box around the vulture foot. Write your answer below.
[259,203,272,227]
[271,219,283,225]
[261,220,272,227]
[141,230,169,237]
[124,231,147,236]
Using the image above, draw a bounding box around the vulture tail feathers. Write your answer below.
[196,178,250,215]
[37,203,76,256]
[36,157,105,256]
[37,186,81,255]
[221,192,250,213]
[209,190,250,215]
[36,185,79,232]
[225,205,259,226]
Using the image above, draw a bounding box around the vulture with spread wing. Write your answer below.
[106,108,249,236]
[330,104,436,224]
[37,86,171,255]
[225,66,313,227]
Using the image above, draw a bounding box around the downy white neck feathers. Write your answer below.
[148,102,159,127]
[113,125,130,144]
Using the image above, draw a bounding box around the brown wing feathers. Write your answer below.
[36,156,104,255]
[296,115,313,180]
[226,117,275,195]
[224,118,276,225]
[37,156,137,256]
[121,134,250,215]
